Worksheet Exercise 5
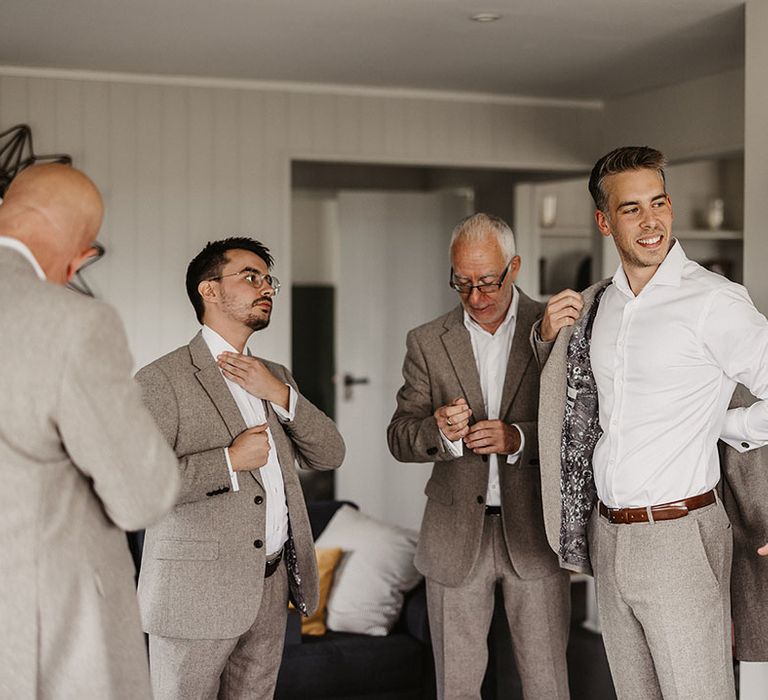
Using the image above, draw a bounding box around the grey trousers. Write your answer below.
[426,515,571,700]
[148,561,289,700]
[589,500,735,700]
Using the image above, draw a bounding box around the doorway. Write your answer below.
[290,160,590,528]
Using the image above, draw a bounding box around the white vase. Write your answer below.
[706,198,725,231]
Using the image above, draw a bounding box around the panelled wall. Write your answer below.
[0,72,600,368]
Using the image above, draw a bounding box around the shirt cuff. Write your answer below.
[439,428,463,458]
[506,424,525,465]
[223,447,241,492]
[271,384,297,422]
[721,406,768,452]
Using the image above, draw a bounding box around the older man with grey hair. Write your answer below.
[387,213,570,700]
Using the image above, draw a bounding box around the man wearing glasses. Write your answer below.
[135,237,345,700]
[387,214,570,699]
[0,164,179,699]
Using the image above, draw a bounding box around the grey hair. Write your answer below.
[449,213,516,263]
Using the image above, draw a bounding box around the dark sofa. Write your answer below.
[275,500,436,700]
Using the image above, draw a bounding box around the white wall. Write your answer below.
[601,68,744,161]
[744,0,768,314]
[0,70,600,369]
[291,190,340,286]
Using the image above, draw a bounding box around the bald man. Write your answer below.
[0,164,180,700]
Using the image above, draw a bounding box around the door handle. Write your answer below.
[342,373,370,400]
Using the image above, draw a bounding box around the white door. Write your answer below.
[335,190,471,529]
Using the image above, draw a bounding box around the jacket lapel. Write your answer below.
[498,289,537,421]
[189,332,264,489]
[440,306,486,421]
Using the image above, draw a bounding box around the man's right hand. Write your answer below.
[229,424,270,472]
[435,398,472,441]
[540,289,585,342]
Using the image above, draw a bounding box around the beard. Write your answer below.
[221,291,272,331]
[245,314,270,331]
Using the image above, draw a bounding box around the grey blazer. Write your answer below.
[135,332,345,639]
[535,279,768,660]
[387,289,561,587]
[0,248,180,700]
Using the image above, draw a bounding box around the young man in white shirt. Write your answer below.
[536,146,768,699]
[135,237,344,700]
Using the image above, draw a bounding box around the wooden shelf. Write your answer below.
[675,229,742,241]
[539,226,593,239]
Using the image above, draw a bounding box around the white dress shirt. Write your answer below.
[202,325,296,555]
[0,237,46,279]
[591,240,768,508]
[440,287,525,506]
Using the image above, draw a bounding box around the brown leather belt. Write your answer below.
[264,549,283,578]
[598,490,716,524]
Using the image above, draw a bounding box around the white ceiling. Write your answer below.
[0,0,744,100]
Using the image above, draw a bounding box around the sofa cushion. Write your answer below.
[301,547,344,636]
[315,505,422,636]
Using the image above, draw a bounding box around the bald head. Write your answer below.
[0,164,104,285]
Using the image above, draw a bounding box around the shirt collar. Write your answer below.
[463,285,518,337]
[201,325,239,358]
[612,238,685,297]
[0,236,46,280]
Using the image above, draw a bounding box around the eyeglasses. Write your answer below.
[67,242,105,297]
[449,264,509,295]
[207,268,281,295]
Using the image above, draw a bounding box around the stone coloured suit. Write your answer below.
[135,331,345,640]
[0,247,180,700]
[387,293,561,585]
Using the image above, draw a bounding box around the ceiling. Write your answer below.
[0,0,745,101]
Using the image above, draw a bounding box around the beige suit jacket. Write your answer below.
[387,290,561,587]
[536,281,768,660]
[0,247,180,700]
[135,332,345,639]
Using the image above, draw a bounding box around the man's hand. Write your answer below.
[540,289,585,343]
[229,424,271,472]
[758,543,768,557]
[434,398,472,441]
[217,352,290,410]
[464,420,520,455]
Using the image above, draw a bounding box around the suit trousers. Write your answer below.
[589,500,735,700]
[426,514,570,700]
[149,561,288,700]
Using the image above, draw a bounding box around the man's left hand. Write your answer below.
[758,543,768,557]
[463,420,520,455]
[217,352,290,410]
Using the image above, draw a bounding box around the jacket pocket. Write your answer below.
[424,478,453,505]
[153,539,219,561]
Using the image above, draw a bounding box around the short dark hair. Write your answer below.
[588,146,668,212]
[186,237,274,324]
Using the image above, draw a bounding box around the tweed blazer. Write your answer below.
[387,289,561,587]
[135,331,345,640]
[535,280,768,661]
[0,247,180,700]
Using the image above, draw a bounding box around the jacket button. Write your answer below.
[742,442,750,449]
[254,496,263,505]
[253,539,263,548]
[426,447,438,456]
[477,495,484,504]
